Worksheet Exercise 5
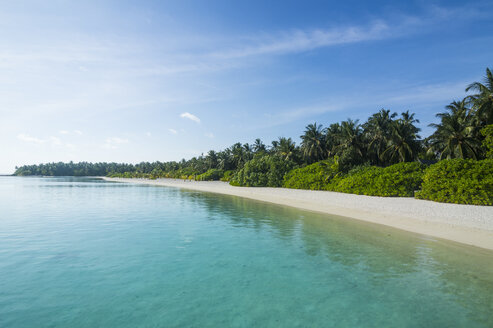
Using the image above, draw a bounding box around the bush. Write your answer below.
[196,169,224,181]
[328,162,425,197]
[230,155,296,187]
[415,159,493,205]
[220,170,234,182]
[482,125,493,159]
[283,159,340,190]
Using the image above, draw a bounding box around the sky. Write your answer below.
[1,0,492,173]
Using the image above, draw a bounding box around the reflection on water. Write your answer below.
[175,188,493,326]
[0,177,492,327]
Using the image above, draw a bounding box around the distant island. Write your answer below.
[14,68,493,206]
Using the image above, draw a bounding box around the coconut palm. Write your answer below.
[363,109,396,165]
[270,140,279,153]
[231,143,249,169]
[217,149,233,170]
[428,99,481,159]
[276,137,298,162]
[334,119,365,156]
[300,123,326,163]
[382,112,421,164]
[330,119,367,167]
[253,138,266,153]
[466,67,493,125]
[400,110,420,133]
[205,151,218,170]
[324,123,341,157]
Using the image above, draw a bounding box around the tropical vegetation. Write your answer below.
[14,68,493,205]
[327,162,425,197]
[416,159,493,205]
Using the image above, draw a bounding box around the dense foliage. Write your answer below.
[416,159,493,205]
[196,169,224,181]
[13,68,493,205]
[230,155,296,187]
[328,162,425,197]
[14,162,135,176]
[283,159,339,190]
[482,125,493,159]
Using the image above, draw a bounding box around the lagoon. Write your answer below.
[0,177,492,327]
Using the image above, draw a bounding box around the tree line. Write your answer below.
[14,68,493,178]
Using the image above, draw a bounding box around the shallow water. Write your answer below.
[0,176,492,327]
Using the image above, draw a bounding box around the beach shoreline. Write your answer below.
[103,177,493,251]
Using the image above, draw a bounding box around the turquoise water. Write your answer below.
[0,177,492,327]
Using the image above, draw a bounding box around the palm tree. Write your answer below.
[324,123,341,157]
[334,120,365,156]
[270,140,279,153]
[363,109,396,165]
[242,143,253,162]
[382,112,421,164]
[400,110,420,132]
[300,123,326,163]
[253,138,266,153]
[205,150,218,169]
[428,99,481,159]
[466,67,493,125]
[217,149,233,170]
[231,143,248,169]
[329,119,367,167]
[276,137,298,162]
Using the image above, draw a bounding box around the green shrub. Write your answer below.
[328,162,425,197]
[482,125,493,159]
[230,154,296,187]
[196,169,224,181]
[220,170,234,182]
[283,159,340,190]
[415,159,493,205]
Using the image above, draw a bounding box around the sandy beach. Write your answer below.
[103,177,493,251]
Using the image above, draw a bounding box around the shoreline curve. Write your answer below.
[103,177,493,251]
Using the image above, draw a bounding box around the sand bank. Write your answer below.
[103,177,493,251]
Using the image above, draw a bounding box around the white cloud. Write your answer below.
[168,128,178,134]
[204,132,214,138]
[208,5,485,60]
[17,133,73,148]
[180,112,201,123]
[210,21,391,59]
[17,134,45,144]
[103,137,129,149]
[146,132,152,137]
[59,129,82,135]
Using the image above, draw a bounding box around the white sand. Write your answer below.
[103,177,493,251]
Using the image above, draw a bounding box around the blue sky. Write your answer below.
[1,0,492,173]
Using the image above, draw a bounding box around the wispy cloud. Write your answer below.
[17,133,74,148]
[103,137,129,149]
[207,4,491,60]
[59,130,69,135]
[180,112,201,123]
[204,132,214,138]
[210,21,391,59]
[168,128,178,134]
[17,133,45,144]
